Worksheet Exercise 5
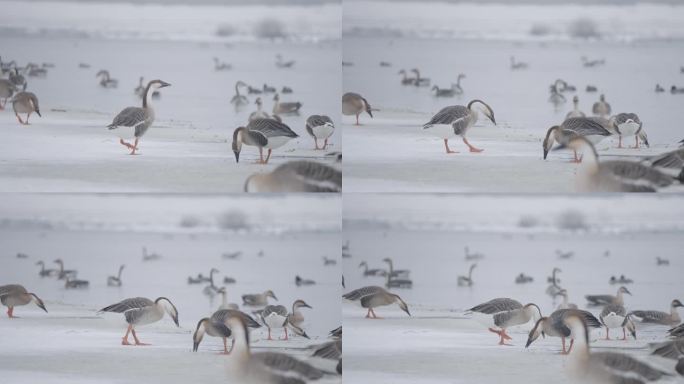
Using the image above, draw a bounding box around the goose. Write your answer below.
[12,91,41,125]
[611,112,644,149]
[557,289,578,310]
[224,276,237,284]
[630,299,683,325]
[329,326,342,339]
[556,136,681,192]
[262,84,276,93]
[65,277,89,289]
[566,96,585,118]
[581,56,605,67]
[0,284,48,318]
[107,79,170,155]
[651,338,684,360]
[381,258,410,279]
[248,97,271,122]
[464,246,485,261]
[0,78,15,110]
[592,94,611,117]
[453,73,465,94]
[232,118,298,164]
[432,85,456,97]
[188,275,205,284]
[222,251,242,260]
[96,70,118,88]
[224,316,327,384]
[671,85,684,94]
[526,309,601,354]
[247,85,262,95]
[556,250,574,259]
[142,246,162,261]
[295,276,316,286]
[510,56,528,70]
[358,261,387,277]
[669,323,684,338]
[564,315,670,383]
[242,290,277,307]
[457,264,476,287]
[98,297,179,345]
[231,81,249,106]
[213,57,232,71]
[35,261,58,277]
[586,286,631,306]
[311,339,342,360]
[398,69,416,85]
[281,86,293,94]
[261,305,289,340]
[342,61,353,67]
[15,252,27,259]
[548,83,566,105]
[656,84,665,93]
[107,265,125,287]
[585,85,598,92]
[386,275,413,289]
[9,68,26,88]
[287,299,312,328]
[556,79,576,92]
[193,309,260,354]
[379,61,392,67]
[546,268,563,299]
[600,303,636,340]
[542,117,612,162]
[53,259,77,280]
[467,298,541,345]
[323,256,337,266]
[656,257,670,266]
[342,92,373,125]
[272,93,301,115]
[202,268,221,297]
[423,99,497,153]
[305,114,335,150]
[609,275,633,285]
[245,160,341,193]
[343,286,410,319]
[644,147,684,178]
[275,54,295,68]
[515,273,533,284]
[217,287,240,310]
[410,68,430,86]
[78,62,91,69]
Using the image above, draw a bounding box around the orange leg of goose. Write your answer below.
[560,337,568,354]
[119,139,135,150]
[570,150,581,163]
[15,113,24,125]
[365,308,372,318]
[355,114,360,126]
[220,337,230,354]
[122,324,133,345]
[323,138,329,149]
[633,135,639,149]
[444,139,458,154]
[463,137,483,153]
[264,149,272,164]
[617,136,623,149]
[314,138,320,150]
[604,327,611,340]
[267,327,273,340]
[129,138,139,155]
[567,339,575,354]
[25,112,31,125]
[620,327,627,341]
[257,148,265,164]
[7,307,14,318]
[131,328,148,346]
[283,327,289,341]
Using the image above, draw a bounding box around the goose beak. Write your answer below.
[233,151,240,163]
[160,81,171,88]
[36,110,42,117]
[192,341,199,352]
[543,148,549,160]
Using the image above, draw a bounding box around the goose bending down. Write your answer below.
[244,160,341,193]
[457,263,477,287]
[53,259,77,280]
[242,290,277,307]
[600,303,636,340]
[510,56,528,70]
[410,68,430,86]
[566,96,585,118]
[542,117,612,162]
[467,298,542,345]
[232,118,299,164]
[248,97,271,122]
[0,284,48,318]
[12,91,41,125]
[382,258,410,279]
[526,309,601,354]
[592,94,611,117]
[287,299,312,328]
[564,315,670,383]
[611,112,644,149]
[224,316,327,384]
[630,299,683,325]
[65,277,89,289]
[231,81,248,106]
[358,261,387,277]
[107,265,125,287]
[398,69,416,85]
[0,79,15,110]
[586,286,631,306]
[305,115,335,150]
[193,309,260,354]
[342,92,373,125]
[35,261,58,277]
[96,70,118,88]
[217,287,240,310]
[343,286,410,319]
[107,79,171,155]
[99,297,179,345]
[557,136,681,192]
[272,93,301,115]
[422,99,497,154]
[557,289,578,310]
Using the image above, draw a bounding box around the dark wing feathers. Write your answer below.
[248,118,298,138]
[252,352,324,380]
[108,107,146,129]
[276,161,342,192]
[469,298,523,314]
[343,286,385,301]
[99,297,153,313]
[562,117,612,136]
[423,105,468,128]
[312,339,342,360]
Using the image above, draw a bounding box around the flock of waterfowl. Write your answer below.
[0,54,341,193]
[2,247,342,383]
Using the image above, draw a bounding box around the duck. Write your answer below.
[630,299,683,325]
[467,298,542,345]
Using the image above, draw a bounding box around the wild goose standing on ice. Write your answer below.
[457,264,476,287]
[557,137,681,192]
[231,118,299,164]
[343,286,410,319]
[410,68,430,86]
[305,115,335,150]
[0,284,48,318]
[586,286,631,306]
[0,78,15,110]
[99,297,179,345]
[107,79,171,155]
[630,299,683,325]
[565,95,585,118]
[423,99,496,153]
[342,92,373,125]
[242,290,278,307]
[600,302,636,340]
[248,97,271,122]
[262,305,289,340]
[231,81,248,106]
[526,308,601,354]
[96,70,118,88]
[36,261,58,277]
[611,112,644,149]
[244,160,341,192]
[193,309,260,354]
[288,299,313,328]
[592,94,611,117]
[12,91,41,125]
[564,315,671,383]
[542,117,612,162]
[467,298,542,345]
[107,265,125,287]
[272,93,301,115]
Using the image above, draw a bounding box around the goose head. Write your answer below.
[155,297,179,327]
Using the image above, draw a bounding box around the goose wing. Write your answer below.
[600,161,674,191]
[108,107,146,129]
[651,338,684,359]
[0,284,27,297]
[251,351,325,380]
[646,148,684,170]
[273,161,342,193]
[469,298,522,314]
[601,303,627,318]
[586,294,614,305]
[630,310,669,323]
[592,352,672,382]
[343,286,386,301]
[312,339,342,360]
[99,297,153,313]
[213,309,261,328]
[423,105,468,128]
[562,117,612,137]
[249,118,298,138]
